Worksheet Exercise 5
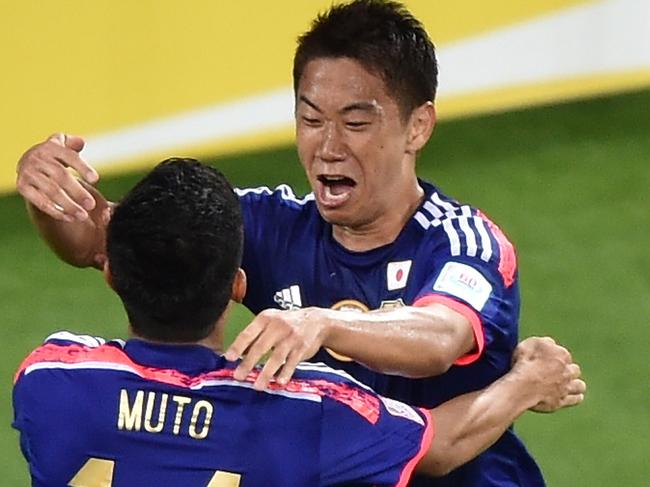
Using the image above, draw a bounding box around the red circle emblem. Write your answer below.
[396,269,403,281]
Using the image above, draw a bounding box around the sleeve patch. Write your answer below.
[433,262,492,311]
[379,396,424,426]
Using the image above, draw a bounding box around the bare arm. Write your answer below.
[418,336,586,477]
[225,302,475,389]
[323,303,474,376]
[17,134,110,269]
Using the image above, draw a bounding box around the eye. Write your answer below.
[345,121,370,130]
[301,116,322,127]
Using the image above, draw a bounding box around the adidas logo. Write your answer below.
[273,285,302,310]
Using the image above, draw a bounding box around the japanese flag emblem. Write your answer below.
[387,260,412,291]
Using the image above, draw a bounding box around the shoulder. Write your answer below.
[13,331,124,385]
[412,183,517,287]
[290,362,382,423]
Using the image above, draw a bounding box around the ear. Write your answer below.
[231,268,247,303]
[103,260,114,290]
[406,101,436,154]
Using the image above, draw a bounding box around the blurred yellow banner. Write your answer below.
[2,0,648,193]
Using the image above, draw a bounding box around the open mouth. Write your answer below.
[316,175,357,208]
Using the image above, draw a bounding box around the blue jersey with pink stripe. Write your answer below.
[13,332,432,487]
[238,179,545,487]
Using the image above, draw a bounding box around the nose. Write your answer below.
[318,122,346,162]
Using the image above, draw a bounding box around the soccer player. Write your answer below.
[15,1,579,485]
[13,159,584,487]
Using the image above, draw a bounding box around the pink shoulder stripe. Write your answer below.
[476,210,517,287]
[14,343,380,424]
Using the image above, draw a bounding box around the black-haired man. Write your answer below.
[16,2,580,485]
[14,158,584,486]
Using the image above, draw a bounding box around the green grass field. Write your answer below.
[2,89,649,486]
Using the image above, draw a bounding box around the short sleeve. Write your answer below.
[319,392,433,486]
[413,209,519,365]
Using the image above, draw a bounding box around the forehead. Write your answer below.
[297,57,398,111]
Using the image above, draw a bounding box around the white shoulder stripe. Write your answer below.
[432,192,458,213]
[414,211,431,230]
[235,185,314,205]
[23,361,323,403]
[415,194,494,262]
[234,186,273,197]
[459,206,478,257]
[295,362,375,392]
[44,331,106,348]
[191,378,322,403]
[473,216,493,262]
[423,200,444,225]
[442,219,461,256]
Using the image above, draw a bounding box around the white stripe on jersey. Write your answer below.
[295,362,376,392]
[415,193,495,262]
[44,331,106,348]
[422,200,444,226]
[459,207,478,257]
[414,211,431,230]
[473,216,493,262]
[235,185,314,205]
[192,378,322,403]
[23,361,324,403]
[432,192,458,213]
[442,219,461,256]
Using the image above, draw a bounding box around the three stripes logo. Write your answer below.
[413,192,494,263]
[273,285,303,310]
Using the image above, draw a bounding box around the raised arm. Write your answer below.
[16,134,111,269]
[418,336,586,477]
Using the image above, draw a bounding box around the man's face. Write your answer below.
[295,57,415,229]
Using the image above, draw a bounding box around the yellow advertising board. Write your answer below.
[1,0,648,193]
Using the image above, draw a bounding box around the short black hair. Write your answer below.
[293,0,438,119]
[106,158,243,342]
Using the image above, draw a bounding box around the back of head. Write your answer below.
[106,158,243,342]
[293,0,438,118]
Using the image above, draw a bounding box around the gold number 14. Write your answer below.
[69,458,241,487]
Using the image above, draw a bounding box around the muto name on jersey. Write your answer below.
[117,389,213,440]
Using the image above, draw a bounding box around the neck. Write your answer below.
[332,180,424,252]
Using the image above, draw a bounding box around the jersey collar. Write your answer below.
[123,339,225,376]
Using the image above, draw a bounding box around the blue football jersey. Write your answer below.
[237,180,544,487]
[13,332,432,487]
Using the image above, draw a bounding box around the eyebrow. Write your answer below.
[298,95,378,115]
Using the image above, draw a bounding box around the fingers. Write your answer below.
[225,309,318,390]
[276,349,304,386]
[17,134,99,221]
[18,184,74,222]
[253,342,294,390]
[568,378,587,395]
[224,319,265,362]
[561,392,585,408]
[64,134,86,152]
[568,362,582,379]
[26,166,90,220]
[47,133,97,183]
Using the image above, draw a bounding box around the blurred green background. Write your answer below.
[2,89,649,486]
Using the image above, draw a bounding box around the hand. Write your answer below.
[512,336,586,413]
[225,308,328,390]
[16,133,99,222]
